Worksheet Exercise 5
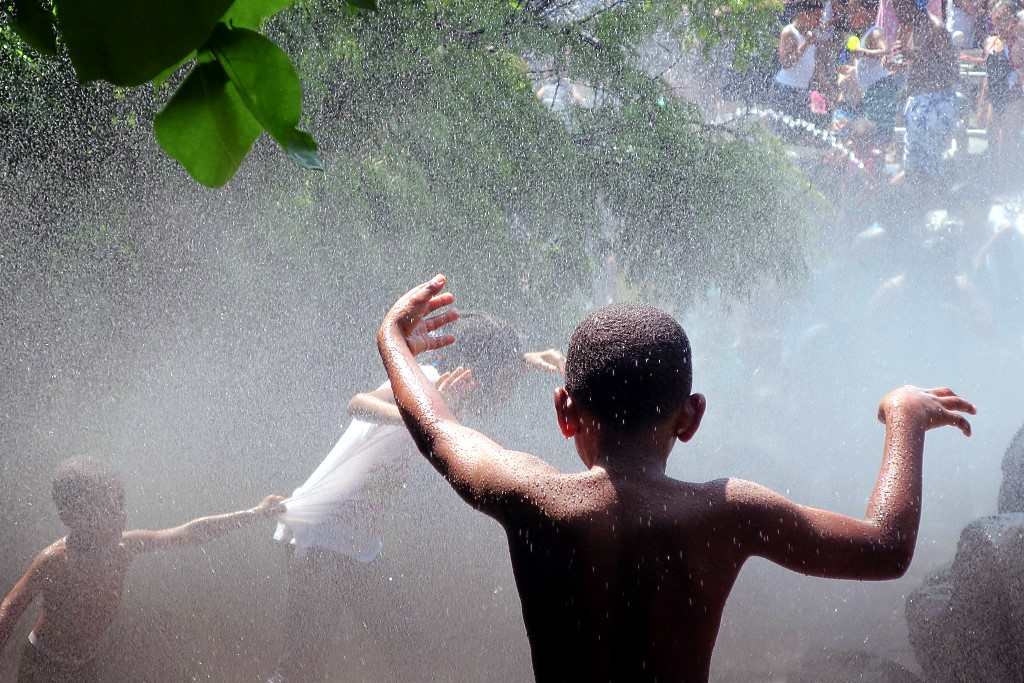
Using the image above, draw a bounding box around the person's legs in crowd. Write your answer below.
[863,76,901,149]
[990,97,1024,175]
[902,89,957,186]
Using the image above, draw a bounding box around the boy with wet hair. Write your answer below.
[0,457,284,683]
[377,274,976,682]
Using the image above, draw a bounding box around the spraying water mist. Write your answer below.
[2,0,1024,681]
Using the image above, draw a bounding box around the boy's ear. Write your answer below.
[675,393,706,443]
[554,387,579,438]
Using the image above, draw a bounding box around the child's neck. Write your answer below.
[590,446,670,479]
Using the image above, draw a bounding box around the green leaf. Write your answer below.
[208,26,300,129]
[278,128,324,170]
[11,0,57,56]
[223,0,295,29]
[154,61,262,188]
[345,0,379,12]
[208,25,321,170]
[152,52,196,88]
[54,0,234,86]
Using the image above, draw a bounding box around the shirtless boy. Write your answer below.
[377,274,976,682]
[0,457,284,682]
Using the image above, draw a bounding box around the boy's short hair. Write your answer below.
[442,311,523,393]
[565,305,692,433]
[52,457,124,523]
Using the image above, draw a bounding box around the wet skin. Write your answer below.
[0,498,283,663]
[378,275,976,683]
[503,474,742,681]
[25,538,132,662]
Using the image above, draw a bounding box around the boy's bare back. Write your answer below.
[17,539,134,663]
[502,471,743,681]
[376,275,975,683]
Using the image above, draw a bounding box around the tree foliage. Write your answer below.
[259,0,816,300]
[2,0,343,186]
[1,0,784,188]
[2,0,819,323]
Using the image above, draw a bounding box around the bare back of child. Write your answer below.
[0,458,283,682]
[376,275,976,683]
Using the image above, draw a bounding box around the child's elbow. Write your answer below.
[875,544,914,579]
[891,550,914,578]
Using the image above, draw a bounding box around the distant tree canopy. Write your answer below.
[2,0,820,326]
[259,0,816,300]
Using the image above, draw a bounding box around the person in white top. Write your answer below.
[774,0,827,118]
[268,311,566,683]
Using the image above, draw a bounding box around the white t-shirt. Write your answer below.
[273,365,440,561]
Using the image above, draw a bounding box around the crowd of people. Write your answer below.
[758,0,1023,186]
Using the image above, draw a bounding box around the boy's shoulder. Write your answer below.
[704,477,775,506]
[657,476,775,517]
[39,538,68,561]
[23,538,68,582]
[540,473,750,518]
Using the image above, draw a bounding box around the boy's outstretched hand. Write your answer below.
[382,274,460,356]
[254,495,287,517]
[878,386,976,437]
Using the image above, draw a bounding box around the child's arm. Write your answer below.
[376,275,559,516]
[726,386,975,580]
[976,76,991,125]
[348,370,479,425]
[122,495,285,554]
[523,349,566,375]
[348,384,404,425]
[857,28,888,57]
[0,550,52,651]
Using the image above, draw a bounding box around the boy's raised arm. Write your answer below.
[0,551,50,651]
[377,275,557,516]
[123,496,285,554]
[727,386,975,580]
